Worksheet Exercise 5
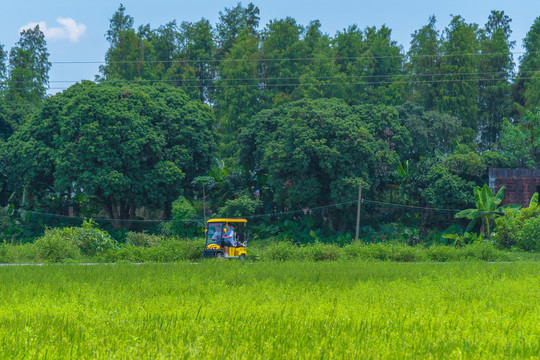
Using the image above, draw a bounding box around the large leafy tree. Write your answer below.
[396,102,461,161]
[239,98,399,232]
[478,11,514,148]
[1,82,215,226]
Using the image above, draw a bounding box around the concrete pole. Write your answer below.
[355,182,362,242]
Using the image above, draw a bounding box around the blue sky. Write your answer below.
[2,0,539,94]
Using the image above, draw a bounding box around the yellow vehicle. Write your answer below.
[203,218,248,260]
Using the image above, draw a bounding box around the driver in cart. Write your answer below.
[222,225,236,257]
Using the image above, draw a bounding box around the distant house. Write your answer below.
[489,168,540,207]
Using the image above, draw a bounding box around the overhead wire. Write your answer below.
[3,198,505,224]
[46,50,537,65]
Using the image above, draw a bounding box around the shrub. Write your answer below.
[426,246,460,262]
[306,243,342,261]
[389,245,427,262]
[264,241,297,261]
[34,229,82,262]
[71,219,118,255]
[461,243,511,261]
[125,231,160,248]
[160,197,199,237]
[495,207,540,251]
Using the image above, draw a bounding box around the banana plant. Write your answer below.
[456,184,521,239]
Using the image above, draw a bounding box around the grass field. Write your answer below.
[1,262,539,359]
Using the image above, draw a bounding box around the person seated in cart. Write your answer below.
[222,225,236,257]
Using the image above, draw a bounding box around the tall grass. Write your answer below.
[0,262,538,358]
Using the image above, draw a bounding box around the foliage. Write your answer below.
[34,229,82,262]
[240,98,400,232]
[422,164,475,209]
[494,193,540,251]
[218,195,262,218]
[125,231,161,248]
[160,196,199,237]
[456,184,520,238]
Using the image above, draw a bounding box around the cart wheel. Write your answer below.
[239,254,246,261]
[216,252,224,259]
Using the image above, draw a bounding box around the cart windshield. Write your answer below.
[206,223,223,245]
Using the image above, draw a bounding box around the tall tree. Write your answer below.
[99,4,158,81]
[333,25,367,105]
[514,16,540,112]
[407,15,441,110]
[171,19,215,102]
[6,25,51,104]
[478,11,514,148]
[260,17,305,105]
[213,30,260,138]
[0,43,7,90]
[215,2,260,57]
[292,20,345,101]
[436,15,480,142]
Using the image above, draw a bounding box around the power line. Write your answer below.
[7,70,535,85]
[3,198,502,224]
[48,51,536,65]
[10,75,532,91]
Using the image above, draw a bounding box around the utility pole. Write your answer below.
[355,182,362,242]
[203,184,207,230]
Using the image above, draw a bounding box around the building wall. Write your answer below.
[489,169,540,207]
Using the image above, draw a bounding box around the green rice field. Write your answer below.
[1,262,539,359]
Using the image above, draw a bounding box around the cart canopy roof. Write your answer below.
[207,218,247,224]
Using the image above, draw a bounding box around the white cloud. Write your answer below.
[19,17,87,42]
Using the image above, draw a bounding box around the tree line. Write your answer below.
[0,3,539,240]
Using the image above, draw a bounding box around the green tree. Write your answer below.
[499,108,540,167]
[436,16,479,142]
[169,19,215,102]
[332,25,367,105]
[260,17,305,105]
[215,2,260,57]
[214,30,260,140]
[239,98,399,232]
[478,11,514,148]
[407,15,441,109]
[0,43,7,90]
[292,20,345,101]
[396,102,461,160]
[514,16,540,112]
[1,82,215,227]
[99,5,158,81]
[5,25,51,129]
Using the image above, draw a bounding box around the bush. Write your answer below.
[426,246,460,262]
[160,197,199,237]
[461,243,511,261]
[70,219,118,255]
[389,245,427,262]
[34,229,82,262]
[305,243,342,261]
[125,231,160,248]
[264,241,297,261]
[495,207,540,251]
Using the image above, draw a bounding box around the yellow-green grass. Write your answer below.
[0,262,538,359]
